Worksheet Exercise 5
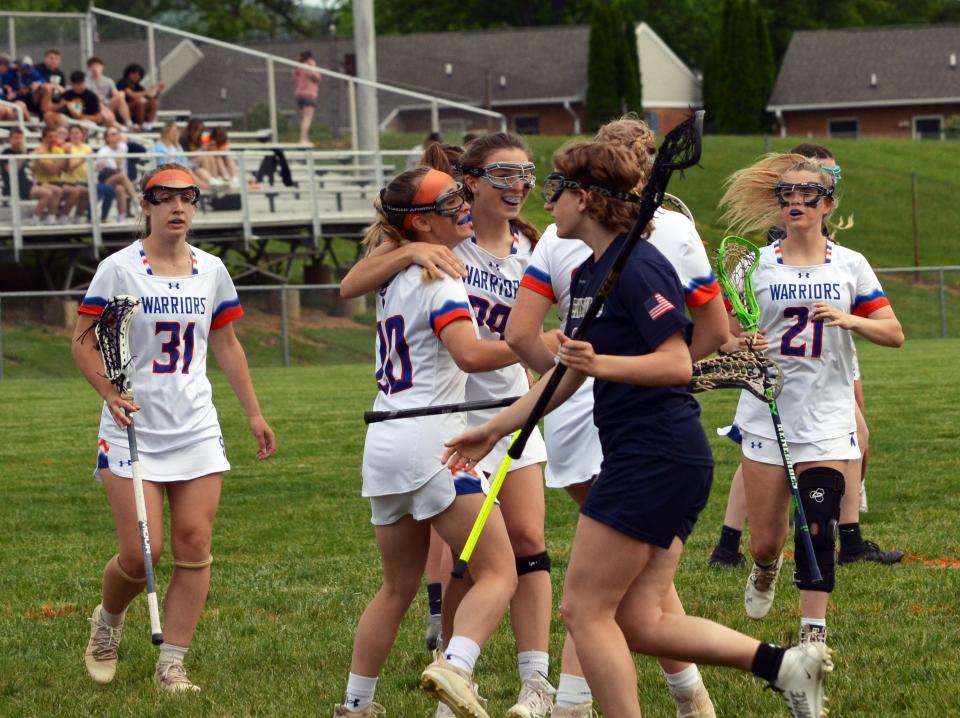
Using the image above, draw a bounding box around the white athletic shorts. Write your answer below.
[94,435,230,483]
[471,408,547,476]
[740,429,861,466]
[543,378,602,488]
[369,466,491,526]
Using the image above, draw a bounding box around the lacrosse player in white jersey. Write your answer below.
[341,134,556,718]
[334,167,521,718]
[506,116,727,718]
[719,154,903,646]
[72,163,276,692]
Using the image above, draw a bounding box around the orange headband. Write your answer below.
[145,169,196,189]
[403,169,454,230]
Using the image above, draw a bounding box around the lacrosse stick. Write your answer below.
[661,192,695,223]
[688,351,783,402]
[452,110,706,579]
[364,396,519,424]
[716,236,821,583]
[95,295,164,644]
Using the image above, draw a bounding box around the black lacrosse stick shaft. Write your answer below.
[508,111,704,460]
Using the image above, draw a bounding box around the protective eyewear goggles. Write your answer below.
[381,182,469,218]
[463,162,536,190]
[144,184,201,206]
[542,172,641,204]
[774,182,834,208]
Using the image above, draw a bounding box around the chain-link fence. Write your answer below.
[0,269,957,381]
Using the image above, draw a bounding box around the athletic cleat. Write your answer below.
[771,642,833,718]
[426,613,443,651]
[671,681,717,718]
[435,701,457,717]
[505,673,556,718]
[744,554,784,619]
[332,703,386,717]
[154,660,201,693]
[838,540,903,565]
[420,655,489,718]
[84,604,123,684]
[799,623,828,645]
[551,703,597,718]
[709,545,746,569]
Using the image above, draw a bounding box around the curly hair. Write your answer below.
[593,113,656,192]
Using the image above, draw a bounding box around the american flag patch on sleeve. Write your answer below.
[644,292,675,320]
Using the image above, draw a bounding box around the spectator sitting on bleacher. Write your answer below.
[14,57,44,123]
[117,63,164,131]
[95,127,136,221]
[35,49,66,112]
[46,71,103,128]
[204,126,244,189]
[85,56,131,130]
[154,121,210,189]
[0,56,30,123]
[180,118,218,187]
[63,124,95,222]
[32,125,84,223]
[1,126,62,225]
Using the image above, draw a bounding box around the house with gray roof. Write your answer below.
[767,25,960,139]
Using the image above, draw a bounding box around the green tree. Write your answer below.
[586,2,621,132]
[616,2,644,116]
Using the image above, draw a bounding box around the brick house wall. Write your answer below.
[782,102,960,138]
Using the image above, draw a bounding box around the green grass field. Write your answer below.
[1,339,958,716]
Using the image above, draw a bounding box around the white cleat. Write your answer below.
[772,642,833,718]
[744,554,784,619]
[84,604,123,684]
[671,680,717,718]
[154,659,201,693]
[505,673,555,718]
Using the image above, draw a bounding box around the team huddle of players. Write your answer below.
[72,119,903,718]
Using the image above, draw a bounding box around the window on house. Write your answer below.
[513,115,540,135]
[914,116,943,140]
[828,118,858,138]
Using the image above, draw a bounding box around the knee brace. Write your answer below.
[516,551,551,576]
[109,554,146,585]
[794,467,844,592]
[173,554,213,570]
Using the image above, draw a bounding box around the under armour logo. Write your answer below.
[117,459,132,467]
[809,488,825,503]
[797,272,810,279]
[488,261,501,272]
[750,441,762,449]
[168,282,180,289]
[348,699,360,708]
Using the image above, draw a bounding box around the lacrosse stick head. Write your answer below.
[652,110,704,174]
[661,192,695,223]
[94,295,141,397]
[716,235,761,333]
[689,351,783,402]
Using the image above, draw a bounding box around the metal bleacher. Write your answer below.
[0,7,506,289]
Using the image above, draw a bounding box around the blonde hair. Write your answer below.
[718,154,839,236]
[553,140,646,236]
[159,121,179,145]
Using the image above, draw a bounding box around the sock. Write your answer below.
[426,582,442,616]
[518,650,549,682]
[556,673,592,706]
[445,636,481,674]
[99,606,125,627]
[801,617,826,628]
[344,672,378,712]
[750,643,786,684]
[158,643,188,665]
[718,525,742,553]
[663,664,701,698]
[756,557,778,570]
[839,523,864,554]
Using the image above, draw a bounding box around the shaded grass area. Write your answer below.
[1,340,958,716]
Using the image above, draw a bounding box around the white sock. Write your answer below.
[158,643,188,664]
[663,663,701,698]
[518,650,550,682]
[99,606,125,627]
[444,635,481,674]
[556,672,592,706]
[801,617,826,628]
[344,672,378,711]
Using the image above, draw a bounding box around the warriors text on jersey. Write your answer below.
[362,267,476,496]
[78,241,243,453]
[733,240,890,443]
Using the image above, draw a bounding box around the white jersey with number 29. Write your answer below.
[734,240,890,444]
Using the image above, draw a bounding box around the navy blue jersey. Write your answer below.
[565,234,712,466]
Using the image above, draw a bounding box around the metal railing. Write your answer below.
[1,270,958,381]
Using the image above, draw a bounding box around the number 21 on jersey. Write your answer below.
[780,307,824,358]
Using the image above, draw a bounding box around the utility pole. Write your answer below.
[352,0,380,164]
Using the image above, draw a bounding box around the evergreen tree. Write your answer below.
[620,3,644,116]
[586,1,622,132]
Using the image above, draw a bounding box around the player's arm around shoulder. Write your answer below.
[209,323,276,461]
[340,239,466,299]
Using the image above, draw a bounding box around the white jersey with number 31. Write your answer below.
[734,240,890,443]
